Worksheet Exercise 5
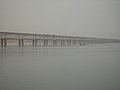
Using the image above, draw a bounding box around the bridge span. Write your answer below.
[0,32,120,47]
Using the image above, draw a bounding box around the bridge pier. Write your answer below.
[53,40,57,46]
[4,39,7,47]
[21,39,24,47]
[1,39,4,47]
[61,40,65,46]
[0,39,7,47]
[18,39,25,47]
[35,40,37,46]
[44,40,48,46]
[18,39,21,47]
[32,40,35,47]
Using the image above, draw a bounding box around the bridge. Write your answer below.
[0,32,120,47]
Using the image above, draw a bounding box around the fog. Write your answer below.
[0,0,120,39]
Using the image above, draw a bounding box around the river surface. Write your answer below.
[0,43,120,90]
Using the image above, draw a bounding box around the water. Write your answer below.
[0,43,120,90]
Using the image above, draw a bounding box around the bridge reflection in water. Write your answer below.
[0,32,120,47]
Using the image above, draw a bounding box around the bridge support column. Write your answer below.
[61,40,64,46]
[79,40,81,45]
[4,39,7,47]
[1,39,4,47]
[32,40,35,47]
[53,40,57,46]
[21,39,24,47]
[35,40,37,46]
[44,40,48,46]
[44,40,45,46]
[18,39,21,47]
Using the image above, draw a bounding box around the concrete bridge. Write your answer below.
[0,32,120,47]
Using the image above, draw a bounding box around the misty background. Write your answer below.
[0,0,120,39]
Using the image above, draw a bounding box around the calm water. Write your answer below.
[0,43,120,90]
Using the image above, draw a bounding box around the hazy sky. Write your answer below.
[0,0,120,39]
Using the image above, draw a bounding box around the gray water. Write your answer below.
[0,43,120,90]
